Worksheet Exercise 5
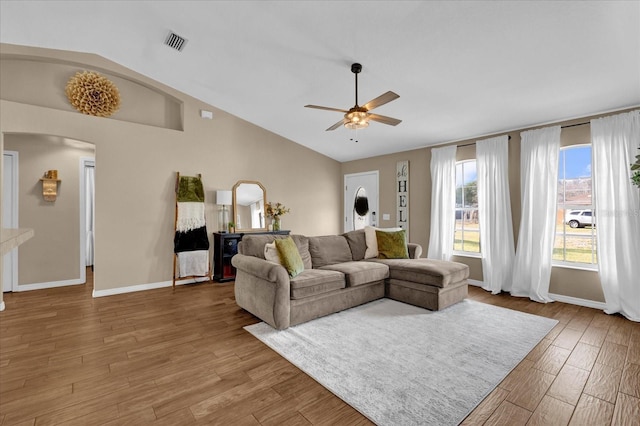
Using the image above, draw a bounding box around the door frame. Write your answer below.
[344,170,379,233]
[3,151,19,292]
[79,157,95,283]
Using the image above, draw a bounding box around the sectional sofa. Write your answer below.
[231,229,470,329]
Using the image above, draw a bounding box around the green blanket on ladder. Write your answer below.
[177,176,204,202]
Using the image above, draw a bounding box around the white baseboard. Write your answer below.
[467,279,484,287]
[467,280,606,310]
[92,277,210,298]
[16,278,85,292]
[548,293,607,310]
[0,301,5,311]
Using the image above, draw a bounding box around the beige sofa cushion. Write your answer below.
[290,269,345,300]
[240,234,282,258]
[320,261,389,287]
[308,235,353,268]
[291,235,313,270]
[342,229,367,261]
[370,258,469,288]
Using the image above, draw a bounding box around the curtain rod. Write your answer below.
[458,137,510,148]
[457,121,591,148]
[560,121,590,129]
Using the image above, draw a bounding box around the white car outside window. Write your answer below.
[565,210,595,228]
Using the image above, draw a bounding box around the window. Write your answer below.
[553,145,597,267]
[454,160,479,253]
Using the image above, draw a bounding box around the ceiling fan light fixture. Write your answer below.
[344,110,369,130]
[305,62,401,132]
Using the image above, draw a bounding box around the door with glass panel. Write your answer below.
[344,171,379,232]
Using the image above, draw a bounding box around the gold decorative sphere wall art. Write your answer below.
[65,71,121,117]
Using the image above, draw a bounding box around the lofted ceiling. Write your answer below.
[1,1,639,162]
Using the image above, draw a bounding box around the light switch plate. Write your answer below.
[382,213,390,220]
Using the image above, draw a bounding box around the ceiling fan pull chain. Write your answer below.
[351,128,359,143]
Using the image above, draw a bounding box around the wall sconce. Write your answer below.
[216,190,232,232]
[40,170,61,202]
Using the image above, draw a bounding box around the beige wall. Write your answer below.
[4,134,94,286]
[342,109,637,303]
[0,44,342,295]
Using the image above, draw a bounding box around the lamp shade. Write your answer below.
[216,190,232,206]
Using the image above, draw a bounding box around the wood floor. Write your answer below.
[0,270,638,425]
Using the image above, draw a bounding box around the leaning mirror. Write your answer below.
[232,180,267,232]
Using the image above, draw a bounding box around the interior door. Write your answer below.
[3,152,18,292]
[83,159,95,268]
[344,171,379,233]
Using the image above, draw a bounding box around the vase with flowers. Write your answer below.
[265,201,290,231]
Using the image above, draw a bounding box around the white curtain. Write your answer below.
[511,126,561,302]
[591,110,640,322]
[477,135,515,294]
[85,165,95,266]
[427,145,456,260]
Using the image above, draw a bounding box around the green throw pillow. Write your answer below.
[376,229,409,259]
[275,237,304,278]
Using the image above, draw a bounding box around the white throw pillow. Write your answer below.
[264,242,282,264]
[364,226,402,259]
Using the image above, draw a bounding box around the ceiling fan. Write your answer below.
[305,63,402,131]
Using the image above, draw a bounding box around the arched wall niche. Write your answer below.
[0,55,183,131]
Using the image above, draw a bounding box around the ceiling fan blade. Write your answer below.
[326,119,346,131]
[363,91,400,111]
[368,113,402,126]
[305,105,349,113]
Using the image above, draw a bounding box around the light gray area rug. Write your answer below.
[245,298,558,426]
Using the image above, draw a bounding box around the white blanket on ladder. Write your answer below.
[177,250,209,277]
[176,202,206,232]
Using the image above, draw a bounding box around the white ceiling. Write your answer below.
[1,1,639,162]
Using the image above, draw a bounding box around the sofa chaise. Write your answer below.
[231,229,469,329]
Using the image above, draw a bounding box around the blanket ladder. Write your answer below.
[173,172,211,289]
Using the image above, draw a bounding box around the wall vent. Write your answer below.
[165,31,187,52]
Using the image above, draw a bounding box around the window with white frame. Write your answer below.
[454,160,480,253]
[553,145,597,267]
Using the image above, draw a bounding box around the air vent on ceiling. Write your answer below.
[165,31,187,52]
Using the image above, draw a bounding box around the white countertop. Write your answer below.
[1,228,34,256]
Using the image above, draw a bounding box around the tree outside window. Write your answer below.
[454,160,479,253]
[553,145,597,266]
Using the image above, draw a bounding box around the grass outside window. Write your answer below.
[454,220,480,253]
[553,222,597,265]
